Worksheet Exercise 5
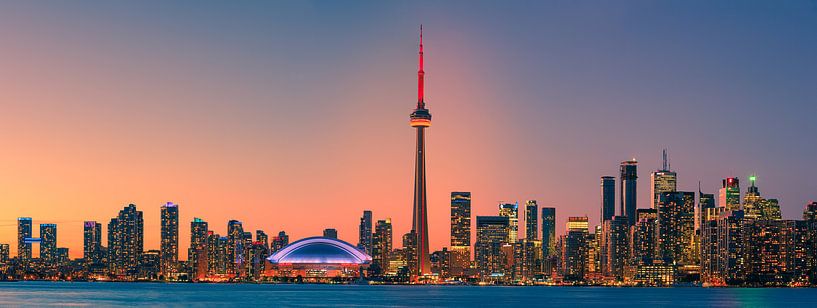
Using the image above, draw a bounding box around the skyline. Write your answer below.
[2,1,817,259]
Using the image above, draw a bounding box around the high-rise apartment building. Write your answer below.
[108,204,144,277]
[656,191,696,265]
[160,202,179,277]
[189,218,208,274]
[83,221,103,265]
[372,219,393,274]
[39,224,57,264]
[17,217,32,262]
[358,210,373,255]
[601,216,629,279]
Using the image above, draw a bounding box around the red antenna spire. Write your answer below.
[417,24,425,108]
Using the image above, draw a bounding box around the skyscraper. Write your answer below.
[719,177,741,211]
[39,224,57,265]
[160,202,179,277]
[630,209,657,265]
[697,184,716,233]
[323,228,338,239]
[561,217,589,281]
[17,217,32,262]
[83,221,103,265]
[742,175,781,220]
[601,216,629,279]
[499,202,519,243]
[189,218,209,275]
[541,207,556,257]
[620,159,638,225]
[450,192,471,276]
[409,25,432,277]
[525,200,538,240]
[475,216,510,279]
[650,150,677,210]
[227,220,244,273]
[108,204,144,277]
[601,176,615,223]
[358,210,373,255]
[450,192,471,248]
[372,219,393,274]
[656,191,696,265]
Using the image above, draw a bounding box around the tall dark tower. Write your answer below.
[620,159,638,226]
[410,25,432,277]
[600,176,615,223]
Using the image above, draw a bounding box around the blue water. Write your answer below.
[0,282,815,307]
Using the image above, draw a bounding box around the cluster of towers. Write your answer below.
[1,203,294,282]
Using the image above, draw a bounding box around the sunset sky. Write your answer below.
[1,1,816,259]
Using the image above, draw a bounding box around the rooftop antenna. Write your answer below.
[662,149,668,171]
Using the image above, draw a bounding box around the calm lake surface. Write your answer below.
[1,282,815,307]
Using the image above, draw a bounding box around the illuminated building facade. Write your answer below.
[189,218,208,275]
[0,244,8,264]
[409,26,432,277]
[601,216,629,279]
[83,221,103,266]
[160,202,179,277]
[656,191,696,265]
[525,200,538,240]
[272,231,289,254]
[650,149,677,210]
[567,216,589,232]
[513,239,541,282]
[372,218,393,275]
[697,188,715,232]
[475,216,510,280]
[108,204,144,278]
[560,224,588,282]
[742,219,794,284]
[450,192,471,276]
[742,175,782,220]
[719,177,741,211]
[39,224,57,265]
[499,203,520,244]
[227,220,244,274]
[430,248,450,278]
[601,176,615,223]
[541,207,556,257]
[402,230,417,276]
[620,159,638,225]
[17,217,32,262]
[630,209,657,265]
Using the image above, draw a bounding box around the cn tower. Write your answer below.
[409,25,431,277]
